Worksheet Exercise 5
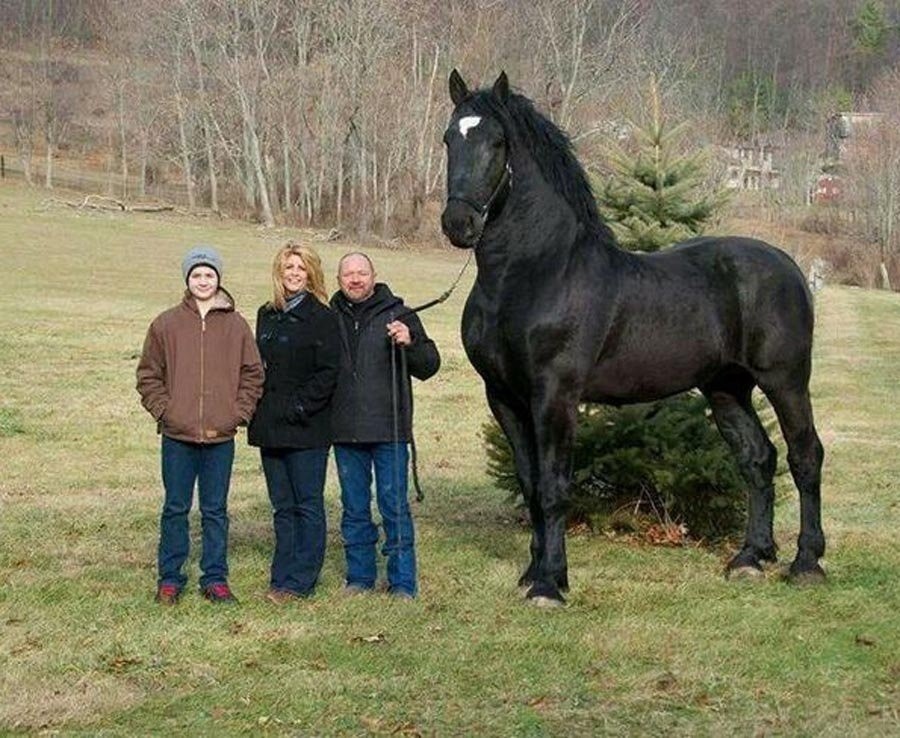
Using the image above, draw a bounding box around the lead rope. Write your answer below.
[389,327,406,572]
[391,250,474,504]
[396,250,473,319]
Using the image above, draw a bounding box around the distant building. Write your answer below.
[723,143,780,191]
[810,173,841,203]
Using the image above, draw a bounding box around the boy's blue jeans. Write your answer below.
[260,446,329,596]
[158,436,234,590]
[334,443,416,596]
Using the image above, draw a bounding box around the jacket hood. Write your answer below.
[181,287,236,314]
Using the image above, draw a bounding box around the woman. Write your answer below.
[137,245,264,605]
[248,243,340,602]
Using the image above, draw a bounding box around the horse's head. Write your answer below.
[441,70,511,249]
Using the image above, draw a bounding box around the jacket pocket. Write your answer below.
[209,388,243,438]
[161,401,193,440]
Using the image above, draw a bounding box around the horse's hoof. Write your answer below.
[787,564,827,586]
[525,581,566,606]
[528,595,565,609]
[726,565,764,581]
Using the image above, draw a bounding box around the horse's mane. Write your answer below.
[466,89,611,239]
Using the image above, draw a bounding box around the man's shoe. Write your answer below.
[389,588,415,601]
[202,582,238,604]
[341,583,371,597]
[155,583,181,605]
[265,589,301,605]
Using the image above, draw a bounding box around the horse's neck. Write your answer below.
[476,154,615,286]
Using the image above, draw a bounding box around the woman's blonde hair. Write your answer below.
[270,242,329,309]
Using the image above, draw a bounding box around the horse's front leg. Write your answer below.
[526,383,578,606]
[486,389,543,589]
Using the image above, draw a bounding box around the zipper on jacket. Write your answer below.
[199,316,206,442]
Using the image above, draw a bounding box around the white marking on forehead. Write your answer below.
[458,115,482,139]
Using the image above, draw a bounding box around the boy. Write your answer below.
[137,246,263,604]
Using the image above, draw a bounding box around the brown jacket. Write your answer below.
[136,289,264,444]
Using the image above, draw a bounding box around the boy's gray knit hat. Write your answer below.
[182,245,223,283]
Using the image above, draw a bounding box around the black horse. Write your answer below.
[440,70,825,606]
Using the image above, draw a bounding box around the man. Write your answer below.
[330,252,440,599]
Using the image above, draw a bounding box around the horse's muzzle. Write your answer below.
[441,200,482,249]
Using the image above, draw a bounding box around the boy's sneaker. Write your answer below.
[155,583,182,605]
[202,582,238,604]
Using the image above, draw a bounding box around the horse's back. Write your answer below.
[665,236,807,288]
[651,236,813,324]
[669,235,815,377]
[589,236,815,401]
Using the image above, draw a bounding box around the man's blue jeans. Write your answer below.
[260,446,329,596]
[158,436,234,590]
[334,443,416,596]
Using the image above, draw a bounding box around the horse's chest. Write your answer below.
[462,302,531,388]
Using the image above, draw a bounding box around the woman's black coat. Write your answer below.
[247,295,340,449]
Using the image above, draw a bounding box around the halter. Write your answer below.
[446,160,513,232]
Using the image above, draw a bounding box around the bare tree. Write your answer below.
[843,67,900,289]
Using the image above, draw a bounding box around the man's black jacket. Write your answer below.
[330,283,440,443]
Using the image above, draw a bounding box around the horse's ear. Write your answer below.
[449,69,469,106]
[492,71,510,104]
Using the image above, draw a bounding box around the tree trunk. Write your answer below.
[382,152,393,234]
[242,121,257,208]
[251,133,275,227]
[297,145,313,223]
[186,10,219,214]
[138,130,148,197]
[117,81,128,199]
[175,95,195,210]
[105,127,115,195]
[282,126,294,218]
[336,156,344,227]
[14,112,34,185]
[266,151,280,222]
[412,43,440,229]
[878,262,892,290]
[241,95,275,227]
[44,137,53,190]
[205,128,219,213]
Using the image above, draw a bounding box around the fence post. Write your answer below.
[1,155,5,179]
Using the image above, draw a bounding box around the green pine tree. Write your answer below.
[597,78,725,252]
[852,0,889,55]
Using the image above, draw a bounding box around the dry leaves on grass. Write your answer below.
[360,716,423,735]
[106,654,143,673]
[525,695,558,713]
[351,633,386,644]
[642,523,690,546]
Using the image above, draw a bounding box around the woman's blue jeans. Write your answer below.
[158,436,234,590]
[334,442,416,596]
[260,446,329,596]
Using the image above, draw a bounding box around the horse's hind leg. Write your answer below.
[760,380,826,583]
[704,383,778,576]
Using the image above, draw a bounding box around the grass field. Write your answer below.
[1,182,899,736]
